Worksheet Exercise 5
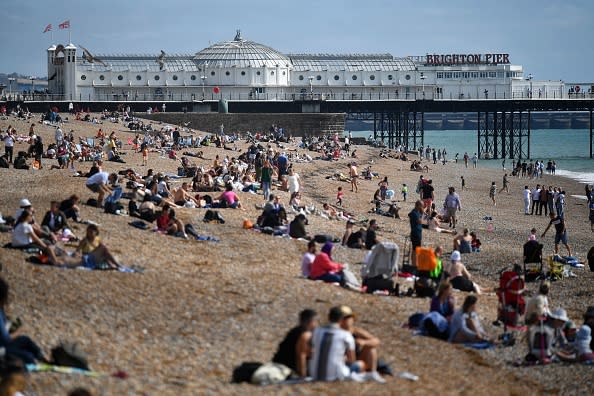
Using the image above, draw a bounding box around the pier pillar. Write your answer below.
[590,109,593,159]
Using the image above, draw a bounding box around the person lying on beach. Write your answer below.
[11,209,60,265]
[428,211,457,235]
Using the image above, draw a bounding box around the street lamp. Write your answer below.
[200,75,207,100]
[308,76,314,97]
[29,76,35,100]
[419,72,426,99]
[526,73,533,99]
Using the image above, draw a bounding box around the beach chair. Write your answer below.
[360,241,400,294]
[496,266,526,329]
[548,255,566,280]
[523,240,544,282]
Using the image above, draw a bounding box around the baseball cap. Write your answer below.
[338,305,356,319]
[19,198,32,207]
[450,250,461,261]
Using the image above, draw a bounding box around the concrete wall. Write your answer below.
[139,112,346,137]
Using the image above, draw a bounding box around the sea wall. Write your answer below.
[139,112,346,137]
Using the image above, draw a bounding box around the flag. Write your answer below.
[59,20,70,29]
[43,24,52,33]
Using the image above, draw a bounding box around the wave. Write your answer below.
[554,169,594,184]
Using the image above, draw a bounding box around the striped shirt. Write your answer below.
[309,324,355,381]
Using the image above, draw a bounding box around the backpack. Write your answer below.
[314,234,333,244]
[51,342,89,370]
[250,362,291,385]
[231,361,263,383]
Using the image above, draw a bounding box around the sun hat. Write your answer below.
[19,198,32,207]
[549,308,569,322]
[450,250,461,261]
[338,305,356,319]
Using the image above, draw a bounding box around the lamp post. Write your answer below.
[8,77,15,98]
[200,75,207,101]
[30,76,35,100]
[526,73,533,99]
[308,76,314,98]
[420,72,426,99]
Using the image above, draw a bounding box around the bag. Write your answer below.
[231,361,262,383]
[415,276,436,297]
[86,198,98,207]
[416,246,437,272]
[314,234,333,244]
[363,275,395,294]
[51,342,89,370]
[250,362,291,385]
[104,201,124,214]
[342,268,361,290]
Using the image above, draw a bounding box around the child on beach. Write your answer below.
[142,144,148,166]
[490,182,497,205]
[460,176,465,191]
[336,186,344,207]
[401,184,408,202]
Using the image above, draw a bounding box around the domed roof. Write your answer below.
[194,30,290,68]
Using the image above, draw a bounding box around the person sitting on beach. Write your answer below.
[428,211,457,235]
[73,224,122,270]
[173,182,200,208]
[453,228,472,253]
[470,232,482,252]
[11,209,61,265]
[447,250,482,294]
[59,194,82,222]
[448,295,491,343]
[0,277,48,364]
[216,184,244,209]
[337,305,386,383]
[309,242,344,284]
[40,201,71,238]
[525,281,551,325]
[345,227,366,249]
[86,171,117,208]
[301,240,316,278]
[567,306,594,362]
[156,204,187,238]
[430,281,456,322]
[272,309,318,378]
[365,219,380,250]
[289,214,309,239]
[321,203,338,220]
[289,192,306,213]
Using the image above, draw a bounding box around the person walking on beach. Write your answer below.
[489,182,497,206]
[542,212,572,257]
[463,152,469,168]
[349,162,358,193]
[460,176,466,191]
[523,185,531,215]
[444,187,462,228]
[499,173,510,194]
[472,153,478,169]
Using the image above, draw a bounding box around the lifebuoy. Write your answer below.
[575,85,581,93]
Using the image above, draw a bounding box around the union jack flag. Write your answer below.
[43,24,52,33]
[59,20,70,29]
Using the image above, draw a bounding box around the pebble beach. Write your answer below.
[0,114,593,395]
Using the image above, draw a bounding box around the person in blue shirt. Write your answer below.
[0,277,47,364]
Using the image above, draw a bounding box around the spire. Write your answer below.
[234,29,243,41]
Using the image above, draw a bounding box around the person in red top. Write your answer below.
[309,242,344,284]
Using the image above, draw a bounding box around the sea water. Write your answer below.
[351,129,594,184]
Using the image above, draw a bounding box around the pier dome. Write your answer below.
[194,30,291,68]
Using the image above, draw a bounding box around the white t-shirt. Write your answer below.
[301,252,315,278]
[523,189,531,201]
[309,324,355,381]
[3,135,14,147]
[12,222,34,247]
[86,171,109,186]
[288,174,300,194]
[532,189,540,200]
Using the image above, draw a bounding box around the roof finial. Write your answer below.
[234,29,242,41]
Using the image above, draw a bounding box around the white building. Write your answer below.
[47,30,564,102]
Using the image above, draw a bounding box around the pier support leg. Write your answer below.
[590,109,593,159]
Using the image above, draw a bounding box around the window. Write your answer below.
[271,71,274,76]
[256,71,261,76]
[99,75,105,81]
[334,75,340,80]
[489,71,497,78]
[387,74,393,80]
[81,75,86,80]
[453,72,461,79]
[405,74,411,80]
[282,71,286,75]
[462,72,470,79]
[225,71,230,76]
[172,75,178,80]
[136,75,142,81]
[479,72,488,78]
[241,71,246,76]
[298,75,304,80]
[117,75,123,81]
[210,71,215,76]
[190,75,197,80]
[352,75,357,80]
[471,72,479,78]
[436,72,443,79]
[369,75,375,80]
[316,75,321,80]
[445,72,452,78]
[154,75,160,80]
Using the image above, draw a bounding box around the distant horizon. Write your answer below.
[1,0,593,82]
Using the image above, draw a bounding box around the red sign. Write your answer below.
[213,86,220,94]
[426,53,510,65]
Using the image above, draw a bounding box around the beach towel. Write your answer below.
[464,341,495,350]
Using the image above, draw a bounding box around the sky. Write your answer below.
[0,0,592,82]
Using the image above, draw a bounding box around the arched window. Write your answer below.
[334,75,340,81]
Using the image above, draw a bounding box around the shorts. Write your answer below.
[81,254,97,269]
[554,231,568,244]
[410,236,421,249]
[446,207,457,218]
[86,183,101,193]
[451,276,475,292]
[349,361,363,373]
[422,198,433,208]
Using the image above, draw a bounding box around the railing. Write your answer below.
[2,91,593,102]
